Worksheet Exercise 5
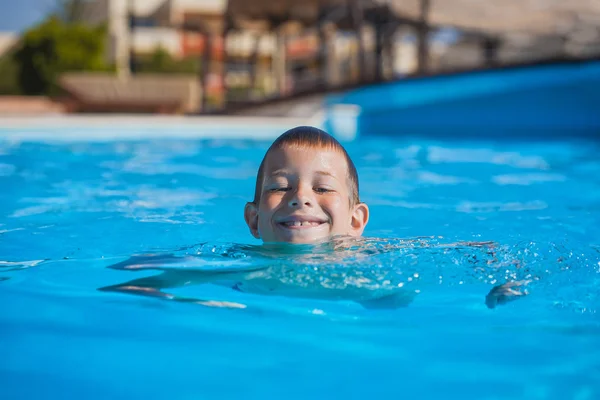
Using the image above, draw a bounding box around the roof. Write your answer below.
[226,0,347,29]
[386,0,600,36]
[225,0,600,56]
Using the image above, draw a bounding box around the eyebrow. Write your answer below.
[314,170,336,178]
[267,169,292,177]
[268,169,337,178]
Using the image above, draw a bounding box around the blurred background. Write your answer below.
[0,0,599,118]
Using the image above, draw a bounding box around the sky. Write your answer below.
[0,0,54,32]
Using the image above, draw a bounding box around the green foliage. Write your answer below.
[0,52,21,95]
[14,17,109,95]
[136,47,200,74]
[54,0,86,24]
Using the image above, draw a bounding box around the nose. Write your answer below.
[288,186,313,208]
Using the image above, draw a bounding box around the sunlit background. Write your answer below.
[1,0,599,116]
[1,2,600,400]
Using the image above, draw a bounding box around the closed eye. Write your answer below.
[269,187,291,192]
[314,187,333,194]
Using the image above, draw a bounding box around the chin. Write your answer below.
[264,233,331,244]
[286,236,328,244]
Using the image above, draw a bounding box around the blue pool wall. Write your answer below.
[323,60,600,140]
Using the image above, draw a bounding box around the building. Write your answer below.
[77,0,360,100]
[80,0,239,72]
[69,0,427,113]
[0,32,17,58]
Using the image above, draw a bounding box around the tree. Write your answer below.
[136,47,200,75]
[54,0,87,24]
[0,52,21,95]
[14,17,109,95]
[146,47,174,72]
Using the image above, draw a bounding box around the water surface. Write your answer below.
[1,135,599,399]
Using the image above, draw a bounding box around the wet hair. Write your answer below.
[252,126,360,205]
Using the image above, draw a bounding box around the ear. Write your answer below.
[349,202,369,236]
[244,202,260,239]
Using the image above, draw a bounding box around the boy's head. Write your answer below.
[244,126,369,244]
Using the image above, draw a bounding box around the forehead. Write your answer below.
[263,145,350,176]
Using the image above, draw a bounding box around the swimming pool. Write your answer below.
[1,123,599,399]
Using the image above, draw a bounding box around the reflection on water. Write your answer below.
[1,138,599,315]
[0,259,46,271]
[1,138,600,400]
[98,236,599,312]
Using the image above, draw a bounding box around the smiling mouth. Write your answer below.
[279,221,325,228]
[277,219,327,229]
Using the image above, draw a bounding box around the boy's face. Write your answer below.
[244,145,369,244]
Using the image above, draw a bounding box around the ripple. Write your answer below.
[492,173,566,186]
[456,201,547,213]
[11,204,58,218]
[417,171,476,185]
[137,211,204,224]
[0,259,46,271]
[97,237,600,312]
[10,184,216,219]
[0,163,16,176]
[364,199,439,209]
[0,228,25,234]
[427,147,550,169]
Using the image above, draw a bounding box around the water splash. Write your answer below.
[98,237,600,312]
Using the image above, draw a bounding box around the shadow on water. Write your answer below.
[97,236,600,312]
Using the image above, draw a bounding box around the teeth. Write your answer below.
[284,221,321,227]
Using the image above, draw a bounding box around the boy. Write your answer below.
[100,126,395,308]
[243,125,369,244]
[100,126,526,309]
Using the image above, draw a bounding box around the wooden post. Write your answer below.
[119,0,133,79]
[349,0,366,83]
[323,25,339,87]
[328,26,340,87]
[317,8,333,88]
[201,32,212,113]
[482,37,500,67]
[250,33,261,98]
[221,24,231,110]
[274,27,287,97]
[383,23,397,79]
[374,22,384,82]
[318,18,326,87]
[417,0,430,74]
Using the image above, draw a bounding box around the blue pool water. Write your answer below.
[1,131,599,399]
[325,61,600,138]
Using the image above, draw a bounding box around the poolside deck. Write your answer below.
[0,114,320,142]
[0,97,66,116]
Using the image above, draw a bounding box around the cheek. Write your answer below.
[261,194,285,212]
[321,196,351,223]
